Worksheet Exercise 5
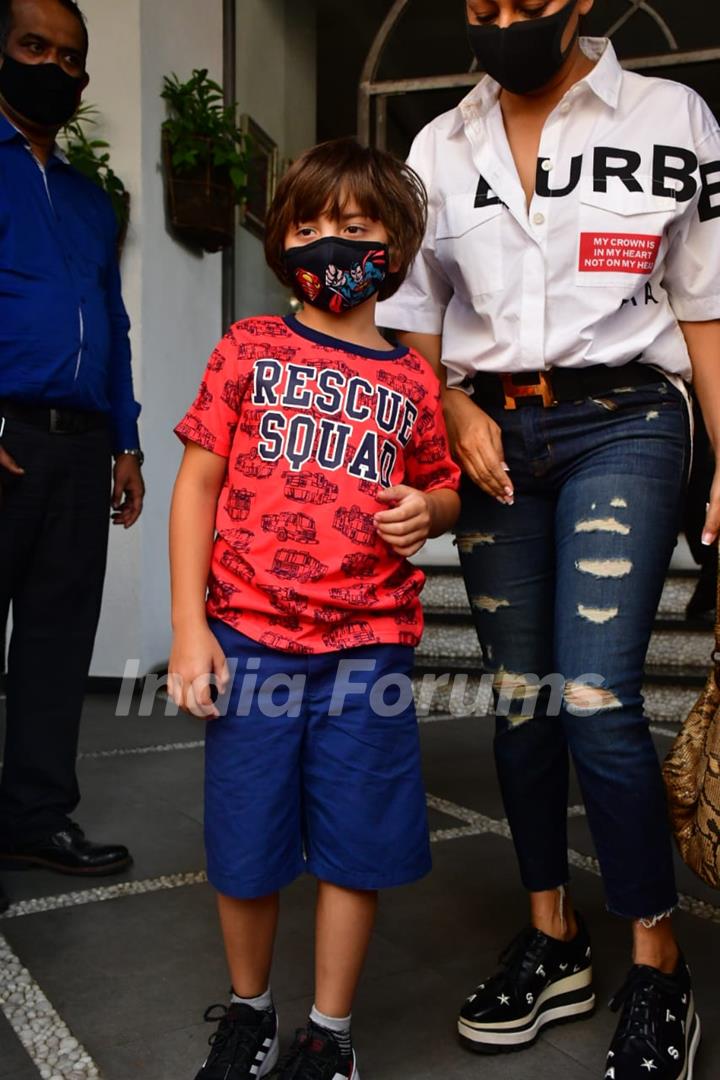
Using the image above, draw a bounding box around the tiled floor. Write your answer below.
[1,694,718,1079]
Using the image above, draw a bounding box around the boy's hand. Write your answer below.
[168,623,231,719]
[374,484,432,558]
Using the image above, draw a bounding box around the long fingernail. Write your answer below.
[504,487,514,497]
[502,463,511,473]
[702,532,715,546]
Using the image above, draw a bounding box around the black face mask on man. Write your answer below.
[0,54,85,128]
[468,0,579,96]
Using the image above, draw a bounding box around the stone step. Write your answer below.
[423,609,713,635]
[416,620,714,674]
[421,569,701,621]
[413,533,700,573]
[411,671,701,722]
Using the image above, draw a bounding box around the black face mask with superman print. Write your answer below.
[283,237,389,314]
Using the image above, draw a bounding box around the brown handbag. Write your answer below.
[662,562,720,888]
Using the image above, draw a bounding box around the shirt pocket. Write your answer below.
[435,194,505,298]
[575,177,677,288]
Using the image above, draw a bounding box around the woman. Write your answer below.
[378,2,720,1077]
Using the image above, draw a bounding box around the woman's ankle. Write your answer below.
[633,917,680,974]
[530,886,578,943]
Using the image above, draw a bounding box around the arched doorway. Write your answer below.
[358,0,720,151]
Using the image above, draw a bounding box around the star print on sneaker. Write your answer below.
[605,958,700,1080]
[458,915,595,1053]
[272,1022,359,1079]
[194,1002,279,1079]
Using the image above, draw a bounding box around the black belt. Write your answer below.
[471,359,664,410]
[0,399,109,435]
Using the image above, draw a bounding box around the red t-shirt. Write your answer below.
[174,315,460,653]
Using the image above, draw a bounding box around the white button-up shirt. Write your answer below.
[377,38,720,387]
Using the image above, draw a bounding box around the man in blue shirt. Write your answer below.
[0,0,143,911]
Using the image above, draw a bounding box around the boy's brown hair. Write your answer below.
[265,138,428,302]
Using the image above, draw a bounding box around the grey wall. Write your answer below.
[234,0,318,321]
[78,0,317,677]
[81,0,224,677]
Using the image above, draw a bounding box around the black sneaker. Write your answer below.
[458,916,595,1053]
[194,1002,279,1079]
[273,1023,358,1079]
[606,959,701,1079]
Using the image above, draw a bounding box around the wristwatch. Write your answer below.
[116,448,145,466]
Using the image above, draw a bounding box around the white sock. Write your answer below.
[231,987,274,1013]
[310,1005,352,1056]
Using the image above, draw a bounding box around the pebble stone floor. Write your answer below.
[0,691,719,1080]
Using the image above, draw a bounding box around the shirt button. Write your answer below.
[541,160,553,172]
[559,102,571,115]
[533,212,546,226]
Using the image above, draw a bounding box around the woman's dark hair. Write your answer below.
[0,0,89,58]
[265,138,428,303]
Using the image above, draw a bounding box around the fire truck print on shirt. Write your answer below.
[175,315,460,652]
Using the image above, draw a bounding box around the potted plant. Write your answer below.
[59,105,131,253]
[161,68,249,253]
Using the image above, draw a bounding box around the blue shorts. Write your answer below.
[204,618,432,899]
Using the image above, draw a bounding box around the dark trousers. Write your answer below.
[0,416,111,843]
[455,378,689,920]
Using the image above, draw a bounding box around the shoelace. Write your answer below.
[468,927,551,1000]
[499,927,551,982]
[272,1028,338,1080]
[500,927,545,969]
[609,967,667,1044]
[203,1004,265,1072]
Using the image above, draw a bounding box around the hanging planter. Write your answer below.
[161,69,249,254]
[162,132,236,252]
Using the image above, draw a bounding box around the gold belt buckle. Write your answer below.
[501,372,556,410]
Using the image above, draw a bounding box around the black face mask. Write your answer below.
[283,237,389,314]
[468,0,579,96]
[0,54,85,128]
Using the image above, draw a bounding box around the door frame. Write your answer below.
[358,0,720,146]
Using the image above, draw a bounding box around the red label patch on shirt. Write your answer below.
[578,233,661,275]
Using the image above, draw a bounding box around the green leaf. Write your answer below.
[159,68,250,196]
[57,101,129,231]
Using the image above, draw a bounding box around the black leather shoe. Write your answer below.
[458,916,595,1053]
[0,822,132,876]
[606,957,700,1079]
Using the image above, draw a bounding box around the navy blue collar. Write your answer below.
[0,113,24,144]
[0,112,66,166]
[284,315,408,361]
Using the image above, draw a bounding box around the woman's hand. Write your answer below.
[702,463,720,548]
[444,389,514,504]
[168,623,231,719]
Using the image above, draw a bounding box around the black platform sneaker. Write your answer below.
[194,1002,279,1079]
[458,916,595,1053]
[605,959,701,1079]
[273,1023,359,1079]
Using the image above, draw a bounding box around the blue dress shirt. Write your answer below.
[0,113,141,452]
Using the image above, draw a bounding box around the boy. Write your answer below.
[169,137,461,1080]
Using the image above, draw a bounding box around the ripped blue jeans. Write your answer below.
[455,377,689,920]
